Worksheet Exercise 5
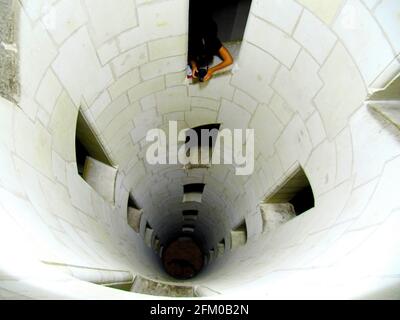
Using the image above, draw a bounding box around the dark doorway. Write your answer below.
[75,111,112,176]
[184,183,205,194]
[189,0,252,43]
[75,137,89,176]
[210,0,252,43]
[266,166,315,216]
[188,0,252,70]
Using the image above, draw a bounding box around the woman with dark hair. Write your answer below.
[188,12,233,82]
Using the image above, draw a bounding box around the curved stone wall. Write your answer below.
[0,0,399,299]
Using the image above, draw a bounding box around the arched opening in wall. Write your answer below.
[230,220,247,250]
[185,123,221,169]
[368,73,400,130]
[144,222,154,248]
[217,239,225,257]
[188,0,252,78]
[75,110,117,203]
[153,236,161,253]
[127,195,142,233]
[182,210,198,222]
[183,183,205,203]
[260,166,315,233]
[182,223,195,233]
[266,166,314,215]
[208,248,216,262]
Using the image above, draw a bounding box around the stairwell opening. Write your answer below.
[231,220,247,250]
[162,236,204,280]
[183,183,206,203]
[75,110,117,202]
[182,210,198,221]
[1,0,399,301]
[266,165,315,216]
[184,123,221,169]
[368,73,400,131]
[188,0,252,76]
[75,110,112,176]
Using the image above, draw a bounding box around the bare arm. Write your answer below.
[204,46,234,81]
[190,60,199,78]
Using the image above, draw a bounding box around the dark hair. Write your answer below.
[189,18,219,67]
[196,50,211,68]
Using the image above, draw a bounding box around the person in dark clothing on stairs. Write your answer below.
[188,5,233,82]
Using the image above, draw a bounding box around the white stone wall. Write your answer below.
[0,0,399,299]
[194,0,400,299]
[0,0,169,299]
